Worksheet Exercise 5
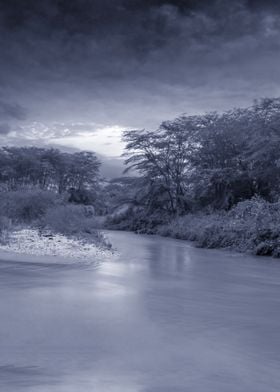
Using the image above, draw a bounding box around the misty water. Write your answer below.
[1,230,280,392]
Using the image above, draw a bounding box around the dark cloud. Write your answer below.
[0,123,11,134]
[0,0,271,84]
[0,100,26,120]
[0,0,280,148]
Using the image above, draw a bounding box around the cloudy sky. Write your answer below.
[1,0,280,157]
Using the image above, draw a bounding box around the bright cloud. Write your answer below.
[2,122,126,157]
[52,125,126,156]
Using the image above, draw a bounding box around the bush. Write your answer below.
[105,207,170,233]
[0,190,59,223]
[42,204,103,241]
[157,197,280,257]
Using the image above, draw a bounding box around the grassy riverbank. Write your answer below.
[0,228,111,261]
[156,198,280,257]
[105,197,280,257]
[0,189,111,259]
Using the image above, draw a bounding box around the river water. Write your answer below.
[0,230,280,391]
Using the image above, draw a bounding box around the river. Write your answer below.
[0,230,280,391]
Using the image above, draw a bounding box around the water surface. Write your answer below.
[1,231,280,391]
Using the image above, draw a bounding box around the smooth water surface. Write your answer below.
[1,231,280,391]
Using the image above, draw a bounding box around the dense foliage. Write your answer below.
[104,98,280,255]
[157,198,280,256]
[122,98,280,215]
[0,147,100,193]
[0,147,105,245]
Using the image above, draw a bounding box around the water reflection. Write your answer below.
[145,240,189,278]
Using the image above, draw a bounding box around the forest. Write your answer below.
[1,98,280,256]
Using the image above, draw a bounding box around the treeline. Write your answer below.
[106,98,280,256]
[0,147,106,244]
[122,98,280,214]
[0,147,100,194]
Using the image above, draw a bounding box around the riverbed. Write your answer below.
[1,230,280,391]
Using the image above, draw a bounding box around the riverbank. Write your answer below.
[0,228,113,263]
[157,200,280,257]
[106,198,280,258]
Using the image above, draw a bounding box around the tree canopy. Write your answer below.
[0,147,100,194]
[123,98,280,214]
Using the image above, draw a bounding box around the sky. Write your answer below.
[1,0,280,158]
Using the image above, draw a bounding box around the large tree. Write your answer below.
[123,119,198,213]
[123,97,280,214]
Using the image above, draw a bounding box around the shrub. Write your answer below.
[105,207,170,233]
[0,190,59,223]
[157,197,280,257]
[42,204,103,241]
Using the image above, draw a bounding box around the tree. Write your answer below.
[123,120,198,214]
[0,147,101,196]
[123,97,280,215]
